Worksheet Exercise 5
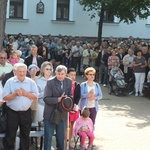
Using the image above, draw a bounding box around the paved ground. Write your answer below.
[1,75,150,150]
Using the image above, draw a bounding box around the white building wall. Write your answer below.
[5,0,150,39]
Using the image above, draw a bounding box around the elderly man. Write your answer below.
[0,51,13,106]
[43,65,72,150]
[24,45,44,68]
[123,48,136,83]
[0,51,12,82]
[71,41,83,75]
[2,63,38,150]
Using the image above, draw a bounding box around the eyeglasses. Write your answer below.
[88,74,95,76]
[45,68,52,71]
[0,57,6,59]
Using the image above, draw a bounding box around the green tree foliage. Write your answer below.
[77,0,150,44]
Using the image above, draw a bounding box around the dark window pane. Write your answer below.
[57,0,69,20]
[9,0,23,18]
[104,10,114,22]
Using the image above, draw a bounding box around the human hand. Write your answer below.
[20,88,28,97]
[141,65,145,68]
[15,89,23,96]
[88,89,94,98]
[89,96,98,101]
[0,101,4,106]
[138,63,142,66]
[0,73,5,80]
[58,92,66,102]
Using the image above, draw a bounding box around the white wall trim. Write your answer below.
[147,16,150,24]
[51,20,75,24]
[53,0,57,20]
[114,16,119,23]
[69,0,74,21]
[23,0,27,19]
[6,0,10,18]
[6,19,29,22]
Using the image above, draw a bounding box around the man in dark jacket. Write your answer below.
[43,65,72,150]
[24,45,44,75]
[102,47,111,86]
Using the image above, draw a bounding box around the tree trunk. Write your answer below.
[98,6,104,46]
[0,0,7,52]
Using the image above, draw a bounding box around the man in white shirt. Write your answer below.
[2,63,38,150]
[0,51,13,86]
[71,41,83,74]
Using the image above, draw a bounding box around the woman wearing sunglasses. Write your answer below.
[79,67,103,125]
[35,61,53,122]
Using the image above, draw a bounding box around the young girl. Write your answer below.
[8,50,19,65]
[73,107,94,150]
[67,68,81,148]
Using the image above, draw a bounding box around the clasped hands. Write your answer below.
[14,88,27,97]
[79,127,90,132]
[88,89,97,101]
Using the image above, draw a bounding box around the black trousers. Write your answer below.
[124,67,134,83]
[72,56,81,73]
[3,107,32,150]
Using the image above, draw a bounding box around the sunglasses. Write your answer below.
[45,68,52,71]
[0,57,6,59]
[88,74,95,76]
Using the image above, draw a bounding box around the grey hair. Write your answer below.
[16,50,22,57]
[39,61,53,77]
[31,45,37,50]
[55,65,67,73]
[13,63,27,70]
[0,51,7,55]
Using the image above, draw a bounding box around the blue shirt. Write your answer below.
[2,76,38,111]
[80,81,103,112]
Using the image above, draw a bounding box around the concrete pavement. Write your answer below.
[93,83,150,150]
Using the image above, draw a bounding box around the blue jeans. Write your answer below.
[44,119,66,150]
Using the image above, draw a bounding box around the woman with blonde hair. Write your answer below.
[79,67,103,125]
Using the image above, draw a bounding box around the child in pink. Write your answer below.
[73,107,94,150]
[8,50,18,65]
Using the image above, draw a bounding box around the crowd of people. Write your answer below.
[0,33,150,150]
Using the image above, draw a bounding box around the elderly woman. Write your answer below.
[132,50,147,96]
[79,67,103,125]
[108,49,120,71]
[108,50,120,82]
[35,61,53,122]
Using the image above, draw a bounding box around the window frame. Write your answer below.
[103,10,114,23]
[9,0,24,19]
[7,0,28,20]
[56,0,70,21]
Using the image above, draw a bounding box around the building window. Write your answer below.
[9,0,23,18]
[103,10,114,23]
[57,0,69,20]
